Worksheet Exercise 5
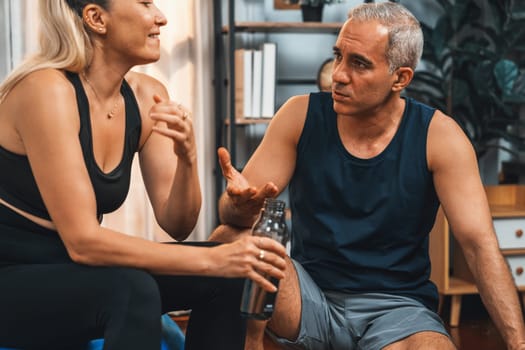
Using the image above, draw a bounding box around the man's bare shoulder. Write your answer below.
[274,94,309,120]
[264,94,311,146]
[284,94,309,108]
[427,109,476,170]
[428,109,473,146]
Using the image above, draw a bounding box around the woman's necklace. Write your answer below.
[82,73,121,119]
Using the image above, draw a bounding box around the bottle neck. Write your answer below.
[260,210,284,221]
[262,198,286,214]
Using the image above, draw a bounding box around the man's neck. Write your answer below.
[337,98,406,159]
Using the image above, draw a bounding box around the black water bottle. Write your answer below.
[240,198,289,320]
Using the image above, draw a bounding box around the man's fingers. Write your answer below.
[226,185,257,198]
[153,94,163,104]
[217,147,234,177]
[250,183,279,203]
[262,183,279,197]
[217,147,231,166]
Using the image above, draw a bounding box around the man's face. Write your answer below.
[331,19,398,117]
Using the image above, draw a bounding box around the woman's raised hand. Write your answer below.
[150,94,197,164]
[210,235,287,292]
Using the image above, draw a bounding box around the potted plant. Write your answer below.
[404,0,525,167]
[285,0,346,22]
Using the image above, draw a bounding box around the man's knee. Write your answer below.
[208,224,251,243]
[382,331,456,350]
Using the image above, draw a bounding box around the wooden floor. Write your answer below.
[442,295,506,350]
[175,295,509,349]
[446,319,505,350]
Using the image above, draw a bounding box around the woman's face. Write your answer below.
[103,0,167,66]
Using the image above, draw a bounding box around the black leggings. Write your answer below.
[0,205,246,350]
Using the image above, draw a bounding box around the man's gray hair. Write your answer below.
[348,2,423,73]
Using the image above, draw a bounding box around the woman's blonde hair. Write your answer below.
[0,0,108,101]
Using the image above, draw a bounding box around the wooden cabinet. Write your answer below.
[429,185,525,327]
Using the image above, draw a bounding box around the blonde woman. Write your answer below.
[0,1,286,349]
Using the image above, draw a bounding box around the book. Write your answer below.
[250,49,263,118]
[243,50,253,119]
[234,49,245,120]
[261,42,277,118]
[234,49,253,120]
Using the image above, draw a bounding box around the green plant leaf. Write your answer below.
[432,16,451,55]
[505,23,525,49]
[450,79,470,106]
[467,60,494,98]
[502,94,525,103]
[402,0,525,159]
[450,0,470,31]
[494,59,519,95]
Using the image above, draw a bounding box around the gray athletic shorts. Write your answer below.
[267,260,450,350]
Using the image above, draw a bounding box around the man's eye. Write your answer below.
[352,60,367,69]
[140,1,153,7]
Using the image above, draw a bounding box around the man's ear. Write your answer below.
[392,67,414,92]
[82,4,107,35]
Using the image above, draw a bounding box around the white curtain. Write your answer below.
[2,0,216,242]
[104,0,217,242]
[0,0,38,77]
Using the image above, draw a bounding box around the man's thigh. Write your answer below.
[267,257,302,341]
[383,331,456,350]
[351,293,453,350]
[266,260,342,349]
[267,266,453,350]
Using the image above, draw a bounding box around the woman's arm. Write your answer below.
[128,72,201,240]
[12,69,285,292]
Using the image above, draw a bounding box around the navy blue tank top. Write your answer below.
[0,71,141,221]
[289,92,440,310]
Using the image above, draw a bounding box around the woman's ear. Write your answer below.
[392,67,414,92]
[82,4,107,35]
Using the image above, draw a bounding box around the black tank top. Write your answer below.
[0,71,142,221]
[289,92,440,311]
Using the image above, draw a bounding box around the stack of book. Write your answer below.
[234,42,277,120]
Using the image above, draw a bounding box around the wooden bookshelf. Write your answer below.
[222,21,343,34]
[224,118,272,126]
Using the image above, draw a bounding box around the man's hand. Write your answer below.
[218,147,279,217]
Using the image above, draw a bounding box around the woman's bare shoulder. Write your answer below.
[124,71,168,100]
[7,69,76,117]
[17,68,73,94]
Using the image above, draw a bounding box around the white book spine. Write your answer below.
[250,49,263,118]
[243,49,253,119]
[234,49,244,120]
[261,43,277,118]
